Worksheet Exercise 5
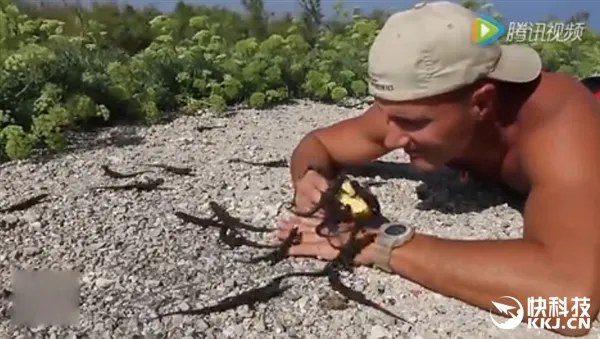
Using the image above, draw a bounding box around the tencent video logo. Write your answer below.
[472,14,506,46]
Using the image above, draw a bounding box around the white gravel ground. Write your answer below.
[0,99,598,339]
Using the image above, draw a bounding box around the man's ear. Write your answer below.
[468,82,497,121]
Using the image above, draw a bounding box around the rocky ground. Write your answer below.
[0,99,597,339]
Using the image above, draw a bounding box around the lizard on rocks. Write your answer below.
[175,209,278,249]
[227,158,288,168]
[235,227,300,265]
[90,178,166,192]
[101,165,152,179]
[0,193,49,213]
[196,125,226,132]
[153,276,290,319]
[143,164,195,176]
[208,201,274,233]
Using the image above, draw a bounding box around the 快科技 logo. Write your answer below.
[490,296,524,330]
[472,14,506,46]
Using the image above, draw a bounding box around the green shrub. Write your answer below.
[0,0,597,160]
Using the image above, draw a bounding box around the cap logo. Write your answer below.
[369,76,395,91]
[371,82,395,91]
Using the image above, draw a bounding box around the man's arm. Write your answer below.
[363,100,600,336]
[289,104,391,186]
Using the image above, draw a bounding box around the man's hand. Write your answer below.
[275,215,378,265]
[291,169,331,217]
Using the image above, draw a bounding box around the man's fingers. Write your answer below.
[286,242,319,256]
[308,171,330,193]
[291,194,325,217]
[277,226,349,250]
[276,220,319,239]
[287,242,337,260]
[310,208,326,218]
[277,215,324,231]
[292,170,330,214]
[299,216,326,227]
[279,217,355,233]
[309,188,324,206]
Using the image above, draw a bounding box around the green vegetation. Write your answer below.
[0,0,598,160]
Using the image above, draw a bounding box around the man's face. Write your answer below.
[377,89,480,171]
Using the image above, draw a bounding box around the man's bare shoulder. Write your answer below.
[519,72,599,127]
[518,72,600,185]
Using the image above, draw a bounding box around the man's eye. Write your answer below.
[392,117,430,128]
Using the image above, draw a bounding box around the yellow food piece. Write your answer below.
[338,193,372,218]
[340,179,356,196]
[337,179,373,219]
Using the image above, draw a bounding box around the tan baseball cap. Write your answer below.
[368,1,542,101]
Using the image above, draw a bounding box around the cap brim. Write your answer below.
[487,44,542,83]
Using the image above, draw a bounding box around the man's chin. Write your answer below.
[409,156,441,172]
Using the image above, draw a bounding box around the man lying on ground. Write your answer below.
[275,1,600,336]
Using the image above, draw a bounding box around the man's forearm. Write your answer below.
[387,234,556,305]
[289,133,338,186]
[369,233,593,334]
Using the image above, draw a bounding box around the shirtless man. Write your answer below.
[275,1,600,336]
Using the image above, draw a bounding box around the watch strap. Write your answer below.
[372,224,415,272]
[373,238,395,272]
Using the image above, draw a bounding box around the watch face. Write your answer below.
[384,223,408,236]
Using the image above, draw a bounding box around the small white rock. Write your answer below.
[368,325,391,339]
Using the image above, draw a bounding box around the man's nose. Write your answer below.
[384,127,410,149]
